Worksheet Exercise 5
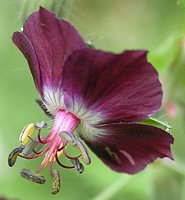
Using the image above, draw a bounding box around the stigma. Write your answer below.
[8,110,91,194]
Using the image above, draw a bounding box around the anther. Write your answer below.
[19,123,35,146]
[76,140,91,165]
[71,159,84,174]
[8,145,25,167]
[51,169,61,195]
[20,168,46,184]
[34,121,47,130]
[59,131,77,146]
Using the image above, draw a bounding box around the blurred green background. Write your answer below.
[0,0,185,199]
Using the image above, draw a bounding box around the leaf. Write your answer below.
[141,117,171,131]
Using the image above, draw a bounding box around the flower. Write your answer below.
[10,7,173,193]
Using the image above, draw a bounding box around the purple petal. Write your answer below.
[13,32,43,94]
[83,124,174,174]
[63,48,162,123]
[13,7,86,94]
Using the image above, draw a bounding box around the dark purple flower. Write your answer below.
[11,7,173,187]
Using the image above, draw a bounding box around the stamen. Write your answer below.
[22,140,44,157]
[37,139,58,173]
[76,140,91,165]
[55,153,75,169]
[28,136,34,141]
[50,149,57,177]
[11,109,85,186]
[19,123,35,146]
[33,121,51,144]
[59,131,77,146]
[19,145,50,159]
[20,168,46,184]
[37,129,48,144]
[8,145,25,167]
[59,132,91,165]
[63,149,82,160]
[71,159,84,174]
[32,149,40,155]
[57,141,68,151]
[51,169,61,195]
[35,121,47,130]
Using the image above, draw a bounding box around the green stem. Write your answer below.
[91,175,139,200]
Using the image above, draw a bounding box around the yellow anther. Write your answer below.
[19,123,35,146]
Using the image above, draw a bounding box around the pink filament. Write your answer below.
[63,149,82,160]
[19,145,50,159]
[55,152,75,169]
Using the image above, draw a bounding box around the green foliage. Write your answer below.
[178,0,185,9]
[141,117,171,130]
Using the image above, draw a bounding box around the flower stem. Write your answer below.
[91,175,139,200]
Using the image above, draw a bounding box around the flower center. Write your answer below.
[9,109,91,178]
[37,109,80,175]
